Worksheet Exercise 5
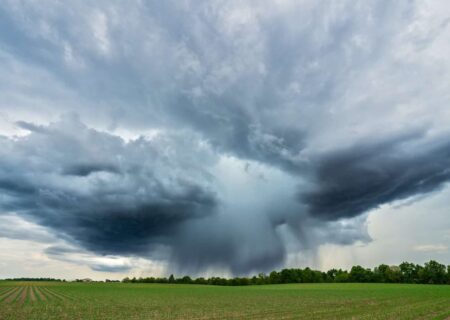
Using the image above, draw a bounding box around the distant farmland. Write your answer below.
[1,281,450,319]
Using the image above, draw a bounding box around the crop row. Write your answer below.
[0,286,73,304]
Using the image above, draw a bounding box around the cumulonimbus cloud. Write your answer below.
[0,116,218,257]
[2,116,449,275]
[1,0,450,274]
[302,132,450,220]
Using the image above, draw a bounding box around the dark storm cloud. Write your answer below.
[33,198,214,255]
[0,178,36,195]
[1,117,310,275]
[0,117,217,256]
[302,133,450,220]
[62,163,119,176]
[169,215,287,275]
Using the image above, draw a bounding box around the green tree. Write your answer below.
[399,262,419,283]
[335,270,349,283]
[420,260,447,284]
[374,264,389,282]
[326,269,338,282]
[269,271,280,284]
[447,266,450,284]
[180,276,192,284]
[349,266,372,283]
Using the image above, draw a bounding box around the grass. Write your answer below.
[0,281,449,319]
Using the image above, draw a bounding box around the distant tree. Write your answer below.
[399,262,418,283]
[180,276,192,284]
[302,268,314,283]
[335,270,349,283]
[374,264,401,283]
[374,264,389,282]
[5,278,63,282]
[386,266,401,283]
[256,273,268,285]
[447,266,450,284]
[269,271,280,284]
[419,260,447,284]
[119,260,450,286]
[349,266,372,283]
[194,277,207,285]
[279,269,294,283]
[326,269,338,282]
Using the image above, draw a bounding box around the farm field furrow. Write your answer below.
[0,282,449,320]
[33,287,47,302]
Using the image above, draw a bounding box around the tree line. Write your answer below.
[4,278,65,282]
[123,260,450,286]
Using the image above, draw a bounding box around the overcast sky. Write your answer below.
[1,0,450,280]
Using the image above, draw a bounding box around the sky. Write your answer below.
[0,0,450,280]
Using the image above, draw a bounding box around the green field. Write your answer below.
[0,281,449,320]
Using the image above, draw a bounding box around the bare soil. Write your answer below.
[33,287,47,301]
[29,286,37,302]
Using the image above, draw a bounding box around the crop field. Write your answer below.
[0,282,449,320]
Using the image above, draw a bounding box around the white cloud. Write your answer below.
[413,244,448,253]
[90,10,111,55]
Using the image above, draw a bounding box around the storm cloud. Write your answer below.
[303,132,450,220]
[1,0,450,275]
[0,116,217,256]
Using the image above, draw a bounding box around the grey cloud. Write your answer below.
[44,245,81,256]
[0,117,217,257]
[302,133,450,220]
[62,163,120,176]
[89,264,132,273]
[0,214,55,243]
[0,178,37,196]
[1,0,450,274]
[170,215,287,275]
[0,0,417,165]
[0,119,368,275]
[15,121,48,133]
[44,245,134,273]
